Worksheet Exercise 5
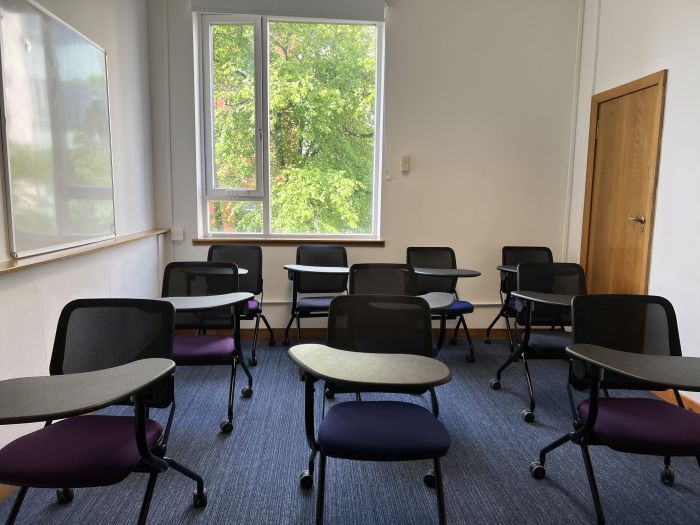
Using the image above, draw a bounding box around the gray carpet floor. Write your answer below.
[2,339,700,524]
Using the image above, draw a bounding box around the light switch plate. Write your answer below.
[170,228,184,241]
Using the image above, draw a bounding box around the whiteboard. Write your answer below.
[0,0,115,258]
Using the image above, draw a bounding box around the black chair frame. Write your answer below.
[283,245,348,346]
[489,262,586,422]
[484,246,553,349]
[297,296,446,524]
[300,372,445,525]
[5,299,207,525]
[407,247,475,362]
[162,261,253,434]
[529,295,694,524]
[208,244,275,367]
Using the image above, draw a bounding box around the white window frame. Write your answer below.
[197,14,384,239]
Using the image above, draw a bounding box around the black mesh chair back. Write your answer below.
[502,246,553,294]
[517,262,586,326]
[327,295,433,357]
[406,247,456,294]
[571,294,681,391]
[349,263,417,296]
[162,261,239,329]
[295,244,348,293]
[207,244,262,296]
[49,298,175,408]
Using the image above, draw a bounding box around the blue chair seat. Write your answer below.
[578,397,700,456]
[297,296,333,313]
[0,416,162,488]
[173,335,234,363]
[318,401,450,461]
[445,300,474,315]
[528,330,571,355]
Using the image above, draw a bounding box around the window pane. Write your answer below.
[268,22,377,234]
[211,24,257,191]
[208,201,263,234]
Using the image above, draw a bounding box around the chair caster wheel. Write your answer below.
[466,354,475,363]
[530,462,546,479]
[241,386,253,398]
[269,339,276,347]
[423,470,436,488]
[56,488,74,504]
[248,356,257,367]
[282,338,290,346]
[522,410,535,423]
[193,488,208,508]
[484,338,492,345]
[324,388,335,400]
[220,420,233,434]
[661,466,675,485]
[449,338,457,346]
[490,379,501,390]
[299,470,314,489]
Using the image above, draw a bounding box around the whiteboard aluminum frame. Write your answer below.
[0,0,116,258]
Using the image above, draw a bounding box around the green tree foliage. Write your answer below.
[210,21,377,234]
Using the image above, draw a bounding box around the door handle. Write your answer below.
[626,216,646,225]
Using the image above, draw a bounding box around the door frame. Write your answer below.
[579,69,667,293]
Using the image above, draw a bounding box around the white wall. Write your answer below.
[0,0,163,447]
[567,0,700,399]
[150,0,583,329]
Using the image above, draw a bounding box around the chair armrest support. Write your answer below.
[134,394,168,472]
[569,363,603,444]
[304,374,318,451]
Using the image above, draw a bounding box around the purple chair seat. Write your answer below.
[318,401,450,461]
[578,397,700,456]
[173,335,234,363]
[297,297,333,313]
[445,300,474,315]
[239,299,261,320]
[0,415,162,488]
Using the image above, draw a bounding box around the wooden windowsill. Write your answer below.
[192,237,385,247]
[0,228,169,276]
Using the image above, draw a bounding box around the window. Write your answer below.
[199,15,383,238]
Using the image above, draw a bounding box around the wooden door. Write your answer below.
[580,71,667,294]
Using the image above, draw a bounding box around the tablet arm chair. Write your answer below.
[0,299,207,525]
[484,246,553,349]
[296,295,450,524]
[490,262,586,423]
[327,265,425,400]
[406,247,476,362]
[162,261,253,434]
[283,244,348,345]
[208,244,275,366]
[530,295,700,524]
